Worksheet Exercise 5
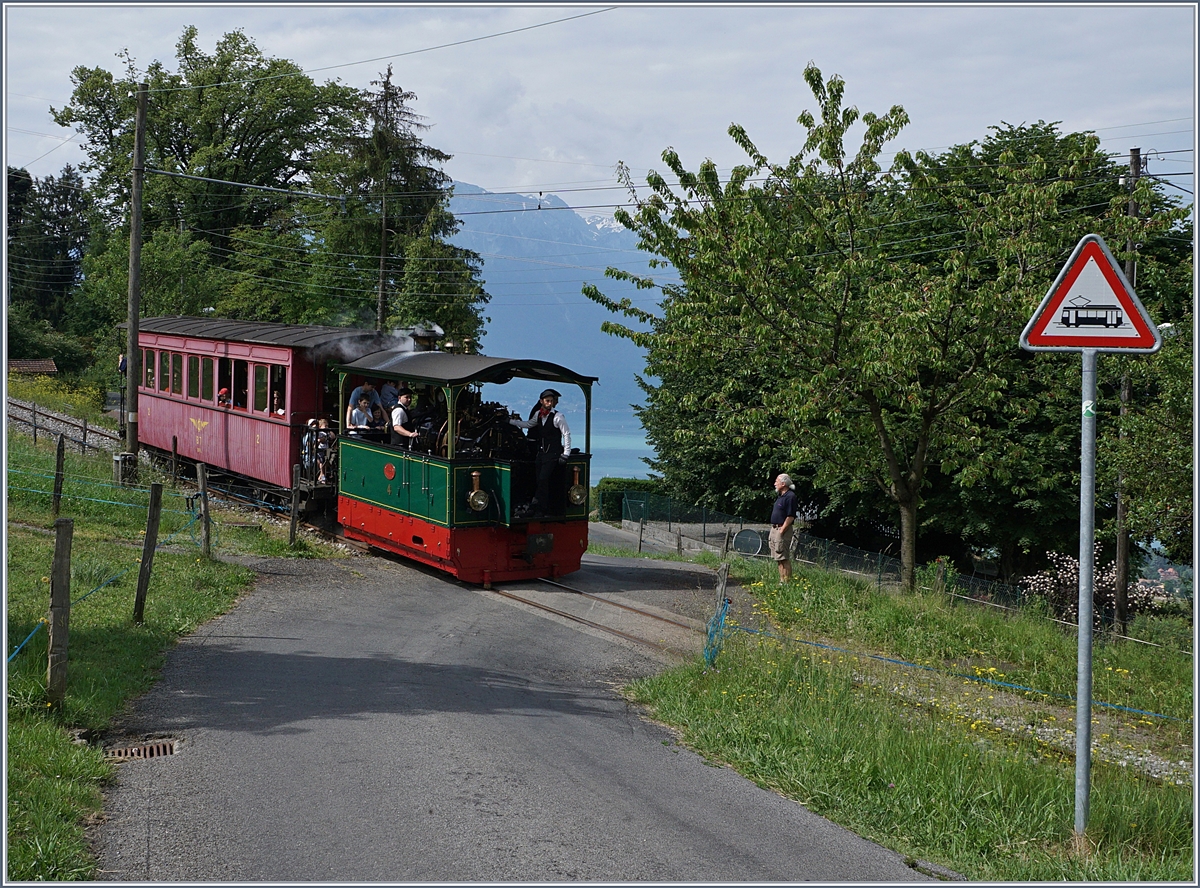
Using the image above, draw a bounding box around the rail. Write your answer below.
[7,399,121,454]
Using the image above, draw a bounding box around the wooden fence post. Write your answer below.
[676,528,683,556]
[82,418,88,454]
[133,483,163,624]
[53,434,66,518]
[722,528,731,559]
[47,518,73,709]
[289,464,301,546]
[197,463,212,559]
[171,436,178,484]
[31,405,38,446]
[637,517,645,554]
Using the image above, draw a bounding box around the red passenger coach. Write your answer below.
[128,317,400,504]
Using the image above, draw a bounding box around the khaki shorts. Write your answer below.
[768,526,794,563]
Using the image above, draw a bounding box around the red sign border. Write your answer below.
[1021,235,1161,352]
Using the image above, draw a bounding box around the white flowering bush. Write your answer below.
[1019,545,1163,628]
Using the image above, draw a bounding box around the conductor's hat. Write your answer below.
[539,388,562,400]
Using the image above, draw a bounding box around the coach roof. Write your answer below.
[337,349,597,388]
[124,316,400,350]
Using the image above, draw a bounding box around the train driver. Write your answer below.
[389,387,420,447]
[510,388,572,517]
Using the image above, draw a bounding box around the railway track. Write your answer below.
[4,401,714,665]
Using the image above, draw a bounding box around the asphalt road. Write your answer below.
[96,542,934,882]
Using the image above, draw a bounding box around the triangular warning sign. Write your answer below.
[1021,234,1161,352]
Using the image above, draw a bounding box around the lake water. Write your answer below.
[588,410,654,480]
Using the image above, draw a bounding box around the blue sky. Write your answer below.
[4,3,1196,213]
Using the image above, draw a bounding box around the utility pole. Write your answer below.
[1114,146,1140,634]
[375,80,390,332]
[377,191,388,331]
[123,82,148,466]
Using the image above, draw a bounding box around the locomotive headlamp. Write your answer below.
[567,465,587,506]
[467,471,490,512]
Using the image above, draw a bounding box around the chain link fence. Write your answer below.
[620,490,751,552]
[613,489,1025,606]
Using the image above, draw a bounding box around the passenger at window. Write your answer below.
[380,379,400,410]
[349,396,374,431]
[217,388,230,407]
[272,391,285,417]
[345,380,382,425]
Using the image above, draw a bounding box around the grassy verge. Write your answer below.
[591,536,1192,879]
[630,635,1192,880]
[5,429,337,880]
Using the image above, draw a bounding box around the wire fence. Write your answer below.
[618,490,1033,608]
[619,491,750,551]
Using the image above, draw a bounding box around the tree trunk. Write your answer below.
[898,497,917,591]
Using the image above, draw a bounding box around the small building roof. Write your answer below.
[8,358,58,375]
[336,350,597,388]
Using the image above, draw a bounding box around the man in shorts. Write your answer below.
[769,473,799,582]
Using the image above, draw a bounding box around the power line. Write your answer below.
[143,8,618,95]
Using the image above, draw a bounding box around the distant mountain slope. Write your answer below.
[448,183,659,452]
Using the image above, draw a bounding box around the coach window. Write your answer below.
[159,351,170,391]
[232,359,249,408]
[171,353,183,395]
[253,365,269,413]
[217,358,232,402]
[144,350,155,390]
[187,356,200,398]
[270,365,287,416]
[201,357,214,402]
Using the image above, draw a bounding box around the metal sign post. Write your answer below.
[1020,234,1161,839]
[1074,348,1097,834]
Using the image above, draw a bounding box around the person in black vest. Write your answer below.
[510,388,572,517]
[389,387,419,447]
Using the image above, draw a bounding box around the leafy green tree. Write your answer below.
[304,66,480,333]
[392,209,490,348]
[587,66,1184,589]
[47,30,488,345]
[1101,320,1193,564]
[5,165,92,327]
[51,26,360,239]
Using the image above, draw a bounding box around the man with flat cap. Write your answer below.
[510,389,572,517]
[389,386,419,448]
[770,473,799,582]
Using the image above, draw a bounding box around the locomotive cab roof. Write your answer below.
[335,350,597,389]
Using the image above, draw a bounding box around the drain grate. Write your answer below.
[105,740,176,761]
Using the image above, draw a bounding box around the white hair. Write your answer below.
[776,473,795,490]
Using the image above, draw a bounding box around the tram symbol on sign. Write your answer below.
[1059,296,1123,329]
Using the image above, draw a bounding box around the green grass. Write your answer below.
[5,429,331,880]
[593,532,1192,880]
[752,566,1192,721]
[589,536,1192,720]
[630,635,1193,880]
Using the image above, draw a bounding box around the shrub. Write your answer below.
[1020,545,1162,627]
[594,476,664,521]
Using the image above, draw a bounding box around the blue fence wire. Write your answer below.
[7,507,204,664]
